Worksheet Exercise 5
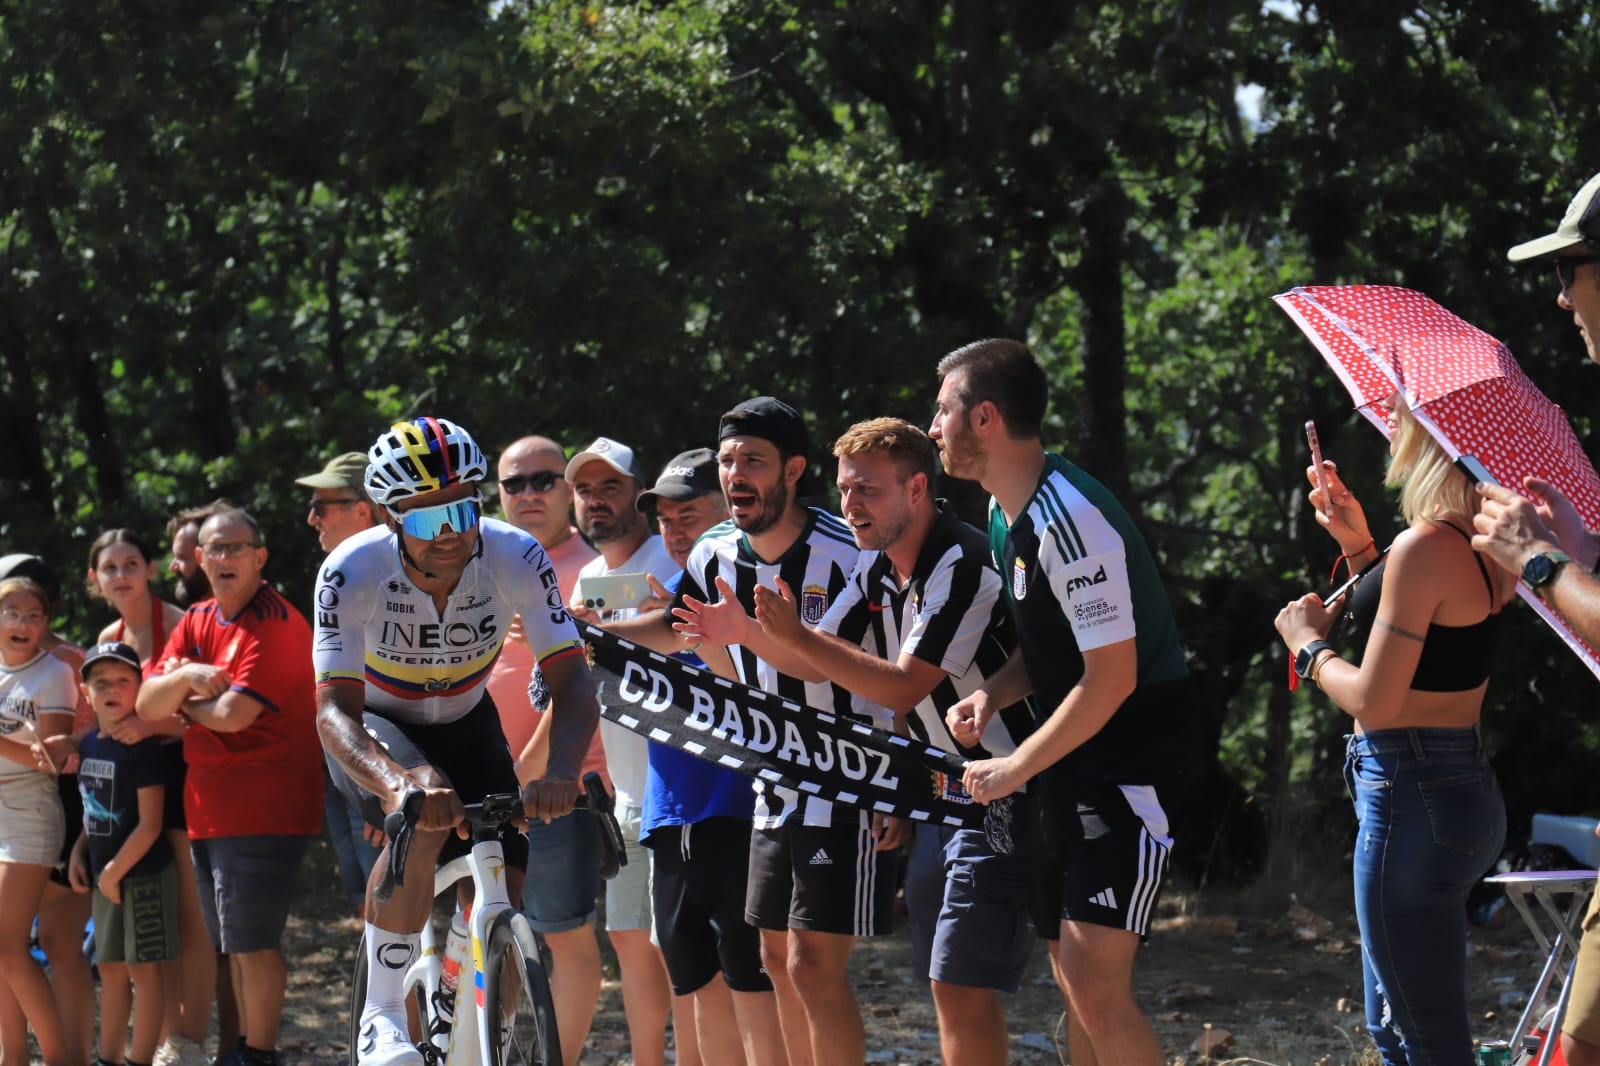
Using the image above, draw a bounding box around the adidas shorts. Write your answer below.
[1027,783,1173,938]
[745,819,896,937]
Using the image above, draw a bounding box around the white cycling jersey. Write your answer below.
[312,518,584,725]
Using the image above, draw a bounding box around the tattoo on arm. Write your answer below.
[1375,618,1426,642]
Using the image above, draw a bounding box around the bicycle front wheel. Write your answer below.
[484,910,562,1066]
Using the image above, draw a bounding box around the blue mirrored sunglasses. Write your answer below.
[393,497,482,540]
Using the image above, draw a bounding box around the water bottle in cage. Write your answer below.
[433,903,472,1043]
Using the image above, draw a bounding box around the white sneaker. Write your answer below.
[357,1012,424,1066]
[154,1036,211,1066]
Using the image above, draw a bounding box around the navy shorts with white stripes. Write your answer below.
[1027,783,1174,938]
[746,818,897,937]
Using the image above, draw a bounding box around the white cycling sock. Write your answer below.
[360,924,420,1022]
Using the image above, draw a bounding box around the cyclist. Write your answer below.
[314,417,600,1066]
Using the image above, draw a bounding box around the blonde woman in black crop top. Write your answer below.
[1274,398,1517,1066]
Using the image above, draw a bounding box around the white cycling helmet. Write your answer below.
[365,417,488,506]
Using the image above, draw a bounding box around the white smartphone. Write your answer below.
[1305,420,1332,516]
[577,573,651,612]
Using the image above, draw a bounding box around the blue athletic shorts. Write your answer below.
[905,816,1034,992]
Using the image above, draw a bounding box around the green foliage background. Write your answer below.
[5,0,1598,881]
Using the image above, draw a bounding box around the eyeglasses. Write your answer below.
[394,497,482,540]
[0,608,45,626]
[201,540,260,560]
[308,497,365,517]
[498,472,562,496]
[1555,254,1600,293]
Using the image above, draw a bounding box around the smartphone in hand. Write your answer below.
[576,573,651,612]
[1305,420,1332,516]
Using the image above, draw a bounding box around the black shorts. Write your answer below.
[325,692,528,871]
[160,740,187,832]
[649,818,771,995]
[745,818,896,937]
[1027,783,1174,938]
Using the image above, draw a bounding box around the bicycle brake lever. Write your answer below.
[584,772,627,881]
[375,787,425,902]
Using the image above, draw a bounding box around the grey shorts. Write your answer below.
[0,772,64,866]
[94,864,180,965]
[190,834,311,954]
[605,803,652,933]
[904,819,1034,992]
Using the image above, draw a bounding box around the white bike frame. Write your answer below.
[400,838,514,1066]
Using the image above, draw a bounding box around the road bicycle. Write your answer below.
[347,774,622,1066]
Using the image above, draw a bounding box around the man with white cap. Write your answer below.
[1473,171,1600,1066]
[565,437,684,1066]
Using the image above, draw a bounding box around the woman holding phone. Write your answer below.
[1275,398,1516,1066]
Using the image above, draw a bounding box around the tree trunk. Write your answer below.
[1074,177,1129,496]
[0,294,54,510]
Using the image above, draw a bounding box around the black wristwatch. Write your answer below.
[1521,550,1572,593]
[1293,639,1336,680]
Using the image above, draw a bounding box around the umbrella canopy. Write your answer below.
[1273,283,1600,678]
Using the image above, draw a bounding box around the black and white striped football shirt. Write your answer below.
[818,506,1030,764]
[674,507,877,827]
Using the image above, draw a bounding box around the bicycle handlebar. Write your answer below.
[372,773,626,901]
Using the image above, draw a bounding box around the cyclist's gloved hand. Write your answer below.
[522,777,581,825]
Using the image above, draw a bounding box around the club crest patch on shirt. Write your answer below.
[933,770,974,805]
[1012,558,1028,600]
[800,583,829,624]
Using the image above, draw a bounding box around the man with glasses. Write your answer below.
[1473,171,1600,1066]
[137,509,324,1066]
[485,436,605,1066]
[297,452,384,555]
[313,417,599,1066]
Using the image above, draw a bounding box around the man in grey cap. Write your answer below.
[1473,171,1600,1066]
[296,452,382,555]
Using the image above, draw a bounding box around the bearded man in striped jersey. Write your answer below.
[610,396,892,1066]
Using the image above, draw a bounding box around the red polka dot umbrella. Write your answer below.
[1273,283,1600,678]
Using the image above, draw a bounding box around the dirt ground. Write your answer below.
[263,839,1565,1066]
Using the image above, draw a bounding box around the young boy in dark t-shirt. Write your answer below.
[69,642,176,1066]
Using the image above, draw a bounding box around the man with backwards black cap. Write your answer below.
[610,398,890,1066]
[631,450,788,1066]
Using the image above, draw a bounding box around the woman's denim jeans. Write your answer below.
[1344,727,1505,1066]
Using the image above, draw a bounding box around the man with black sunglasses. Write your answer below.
[314,417,601,1066]
[297,452,384,555]
[486,436,606,1066]
[1473,171,1600,1066]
